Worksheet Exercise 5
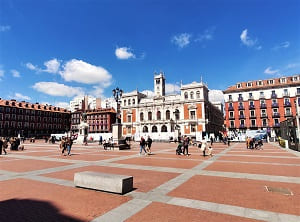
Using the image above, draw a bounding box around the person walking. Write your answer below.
[182,136,190,156]
[139,136,147,155]
[201,137,207,156]
[146,136,153,154]
[61,137,67,156]
[2,139,8,155]
[67,137,73,156]
[0,137,3,155]
[210,136,214,146]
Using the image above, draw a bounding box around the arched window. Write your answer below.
[133,99,135,105]
[140,112,144,121]
[196,91,200,98]
[157,111,161,120]
[161,125,167,132]
[148,112,152,121]
[190,91,194,99]
[128,99,131,105]
[184,92,188,99]
[166,110,170,120]
[152,125,158,132]
[143,126,148,132]
[124,100,126,106]
[174,109,180,120]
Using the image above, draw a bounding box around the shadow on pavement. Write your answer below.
[0,198,82,222]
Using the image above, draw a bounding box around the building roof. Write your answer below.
[85,108,116,114]
[0,98,69,113]
[223,74,300,93]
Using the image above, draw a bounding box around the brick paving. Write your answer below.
[0,141,299,222]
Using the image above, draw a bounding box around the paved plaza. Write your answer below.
[0,141,300,222]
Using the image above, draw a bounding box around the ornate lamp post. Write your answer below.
[112,87,123,144]
[112,87,123,124]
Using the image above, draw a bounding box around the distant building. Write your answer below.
[70,96,116,134]
[0,98,70,138]
[223,74,300,137]
[120,72,224,141]
[70,96,101,112]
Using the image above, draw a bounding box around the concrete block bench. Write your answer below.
[74,171,133,194]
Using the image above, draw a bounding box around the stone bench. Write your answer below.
[74,171,133,194]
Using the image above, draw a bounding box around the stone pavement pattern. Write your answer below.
[0,140,299,222]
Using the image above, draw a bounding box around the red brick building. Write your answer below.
[0,98,70,138]
[223,75,300,137]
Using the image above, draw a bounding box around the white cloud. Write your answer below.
[240,29,261,49]
[195,27,215,42]
[32,82,84,97]
[141,90,155,97]
[264,67,280,75]
[11,69,20,78]
[90,85,104,97]
[165,83,180,94]
[209,90,224,103]
[26,62,40,71]
[115,47,136,60]
[44,58,60,73]
[273,41,290,50]
[60,59,112,86]
[286,63,300,69]
[0,25,10,32]
[0,69,4,80]
[54,102,70,110]
[171,33,192,48]
[14,93,31,101]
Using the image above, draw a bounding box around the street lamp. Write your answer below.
[112,87,123,124]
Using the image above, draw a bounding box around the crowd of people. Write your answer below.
[139,136,153,155]
[246,136,263,149]
[0,137,25,154]
[59,137,74,156]
[175,136,213,157]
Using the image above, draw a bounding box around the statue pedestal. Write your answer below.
[74,122,89,144]
[112,123,122,144]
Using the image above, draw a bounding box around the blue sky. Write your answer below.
[0,0,299,108]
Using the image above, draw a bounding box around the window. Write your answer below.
[283,89,289,96]
[250,110,255,117]
[267,79,274,84]
[132,99,135,105]
[285,108,291,115]
[229,95,232,100]
[152,125,158,132]
[161,125,167,132]
[249,101,254,106]
[157,111,161,120]
[249,92,253,98]
[184,92,188,99]
[280,77,286,83]
[229,111,234,118]
[148,112,152,121]
[191,124,196,132]
[262,119,267,127]
[297,88,300,95]
[140,112,144,121]
[196,91,200,98]
[124,100,126,106]
[239,111,244,116]
[128,99,131,105]
[240,119,245,125]
[251,119,256,127]
[174,109,180,120]
[230,121,235,128]
[257,80,263,86]
[260,91,264,98]
[236,83,241,88]
[247,82,252,87]
[166,110,170,120]
[293,76,298,81]
[127,115,132,122]
[190,92,194,99]
[190,111,196,119]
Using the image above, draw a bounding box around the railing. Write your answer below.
[272,112,280,118]
[271,103,279,108]
[261,114,268,118]
[249,115,256,118]
[282,92,290,97]
[284,113,293,117]
[249,104,255,109]
[260,104,267,109]
[228,106,234,111]
[284,101,291,107]
[239,124,246,128]
[239,115,245,119]
[238,97,244,101]
[238,105,245,110]
[273,123,280,127]
[271,93,277,99]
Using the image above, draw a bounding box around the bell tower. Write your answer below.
[154,72,165,97]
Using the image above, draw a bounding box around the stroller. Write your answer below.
[176,143,183,155]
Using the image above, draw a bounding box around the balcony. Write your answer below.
[259,94,265,99]
[238,105,245,110]
[229,116,235,120]
[271,103,279,108]
[238,96,244,101]
[282,92,290,97]
[239,115,245,119]
[249,104,255,109]
[284,101,291,107]
[239,124,246,129]
[261,113,268,118]
[272,112,280,118]
[273,123,280,128]
[284,112,293,118]
[228,106,234,111]
[260,103,267,109]
[271,93,277,99]
[249,115,256,119]
[250,125,258,129]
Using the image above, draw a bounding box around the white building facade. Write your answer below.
[121,72,224,141]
